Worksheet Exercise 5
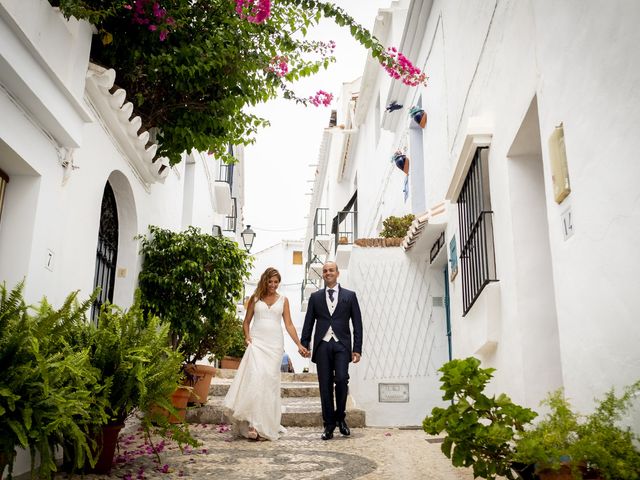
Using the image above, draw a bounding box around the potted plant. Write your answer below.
[219,315,246,370]
[0,282,107,479]
[513,384,640,480]
[391,150,410,174]
[423,357,538,480]
[74,294,194,472]
[137,225,251,401]
[380,214,415,238]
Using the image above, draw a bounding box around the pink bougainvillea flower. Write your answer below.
[235,0,271,24]
[160,464,170,474]
[381,47,428,87]
[309,90,333,107]
[124,4,133,10]
[159,29,168,41]
[267,55,289,76]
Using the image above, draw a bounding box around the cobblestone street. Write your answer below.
[55,423,474,480]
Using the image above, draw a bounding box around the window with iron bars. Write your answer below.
[224,197,237,232]
[218,161,234,192]
[457,147,497,315]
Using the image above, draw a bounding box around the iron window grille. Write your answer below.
[457,147,497,315]
[91,182,119,323]
[218,161,234,192]
[334,210,357,250]
[306,239,323,285]
[224,197,237,232]
[314,208,329,237]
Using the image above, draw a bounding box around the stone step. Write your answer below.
[214,368,318,383]
[185,395,366,428]
[210,379,320,398]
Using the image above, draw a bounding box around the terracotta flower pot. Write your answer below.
[169,386,191,423]
[150,386,191,424]
[89,423,125,474]
[220,356,242,369]
[185,364,216,404]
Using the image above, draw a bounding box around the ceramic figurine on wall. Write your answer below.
[386,101,403,113]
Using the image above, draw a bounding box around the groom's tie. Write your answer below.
[328,289,335,303]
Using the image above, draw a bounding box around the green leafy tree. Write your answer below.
[51,0,427,165]
[423,357,538,480]
[137,225,252,364]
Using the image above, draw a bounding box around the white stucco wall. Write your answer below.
[395,0,640,418]
[308,0,640,429]
[348,246,449,426]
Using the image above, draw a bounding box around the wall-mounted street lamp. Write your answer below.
[241,225,256,252]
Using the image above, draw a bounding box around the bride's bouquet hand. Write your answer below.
[245,336,252,345]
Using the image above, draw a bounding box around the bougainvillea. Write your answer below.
[52,0,427,165]
[309,90,333,107]
[235,0,271,24]
[382,47,428,87]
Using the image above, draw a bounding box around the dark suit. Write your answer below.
[301,285,362,428]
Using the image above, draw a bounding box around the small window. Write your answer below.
[292,251,303,265]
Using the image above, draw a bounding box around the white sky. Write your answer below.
[244,0,392,253]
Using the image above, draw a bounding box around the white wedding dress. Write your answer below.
[223,295,286,440]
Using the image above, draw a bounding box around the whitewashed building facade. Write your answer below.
[302,0,640,428]
[0,1,246,474]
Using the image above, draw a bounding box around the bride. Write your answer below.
[223,267,309,440]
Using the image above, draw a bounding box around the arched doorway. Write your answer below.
[91,181,119,322]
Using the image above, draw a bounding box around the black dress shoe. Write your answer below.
[321,426,334,440]
[337,420,350,436]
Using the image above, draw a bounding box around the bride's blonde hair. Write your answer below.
[252,267,281,303]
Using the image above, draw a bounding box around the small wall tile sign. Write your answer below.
[379,383,410,403]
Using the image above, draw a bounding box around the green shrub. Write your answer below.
[514,384,640,480]
[423,357,537,480]
[0,283,107,479]
[380,214,415,238]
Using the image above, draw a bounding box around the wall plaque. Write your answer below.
[378,383,410,403]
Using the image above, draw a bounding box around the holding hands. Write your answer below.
[298,344,310,358]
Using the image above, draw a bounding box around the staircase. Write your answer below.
[185,368,366,427]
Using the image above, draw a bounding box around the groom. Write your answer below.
[300,261,363,440]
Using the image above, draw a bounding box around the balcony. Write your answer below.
[223,197,237,232]
[334,210,357,267]
[313,207,332,257]
[218,158,234,192]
